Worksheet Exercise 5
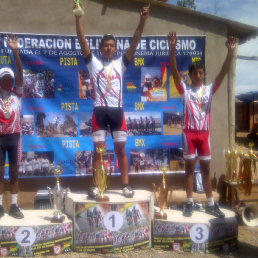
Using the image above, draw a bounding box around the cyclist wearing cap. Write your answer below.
[0,34,24,219]
[73,1,150,198]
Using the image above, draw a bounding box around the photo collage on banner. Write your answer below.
[0,34,205,177]
[74,201,150,252]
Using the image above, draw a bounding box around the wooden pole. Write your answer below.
[228,42,238,148]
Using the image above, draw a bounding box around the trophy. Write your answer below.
[238,149,244,187]
[94,145,109,202]
[152,167,172,220]
[231,149,238,182]
[242,143,257,195]
[73,0,85,16]
[47,165,69,223]
[225,148,232,182]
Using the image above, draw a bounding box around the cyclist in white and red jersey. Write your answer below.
[0,34,24,219]
[73,1,150,198]
[168,32,236,218]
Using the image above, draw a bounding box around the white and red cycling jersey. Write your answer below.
[84,53,130,108]
[0,87,22,135]
[176,80,219,131]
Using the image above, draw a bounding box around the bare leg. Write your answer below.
[114,142,128,185]
[9,165,19,194]
[200,160,212,198]
[0,166,4,195]
[185,159,195,198]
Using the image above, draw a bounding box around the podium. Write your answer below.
[0,209,72,257]
[153,207,238,253]
[65,190,153,253]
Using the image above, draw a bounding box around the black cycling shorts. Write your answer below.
[0,133,21,166]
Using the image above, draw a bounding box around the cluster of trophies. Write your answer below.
[46,144,109,223]
[225,143,257,195]
[47,144,174,222]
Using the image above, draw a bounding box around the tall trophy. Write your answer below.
[225,148,232,182]
[47,165,69,223]
[152,167,172,220]
[94,145,109,202]
[231,149,238,182]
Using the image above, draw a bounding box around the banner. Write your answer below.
[0,34,205,177]
[74,201,150,253]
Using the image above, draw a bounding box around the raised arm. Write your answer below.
[125,3,150,62]
[214,36,237,87]
[73,0,90,58]
[168,32,181,87]
[6,34,23,88]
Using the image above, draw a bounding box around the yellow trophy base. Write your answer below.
[96,195,110,202]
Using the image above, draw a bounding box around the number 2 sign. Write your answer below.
[15,227,36,247]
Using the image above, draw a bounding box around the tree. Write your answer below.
[177,0,196,10]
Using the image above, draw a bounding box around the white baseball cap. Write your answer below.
[0,67,14,79]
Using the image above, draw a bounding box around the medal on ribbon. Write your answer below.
[102,60,114,90]
[0,92,11,118]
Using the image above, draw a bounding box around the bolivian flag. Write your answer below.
[160,66,167,89]
[126,82,137,92]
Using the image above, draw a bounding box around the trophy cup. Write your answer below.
[94,145,109,202]
[242,142,257,195]
[73,0,85,16]
[238,149,244,187]
[231,149,238,182]
[47,165,69,223]
[225,148,232,182]
[152,167,172,220]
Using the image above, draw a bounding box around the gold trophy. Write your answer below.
[94,145,109,202]
[237,149,244,188]
[231,149,238,182]
[47,165,69,223]
[152,167,172,220]
[225,148,232,182]
[238,143,257,195]
[73,0,85,16]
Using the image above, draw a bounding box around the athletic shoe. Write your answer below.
[205,203,225,218]
[0,205,4,218]
[193,202,201,211]
[88,185,100,199]
[9,204,24,219]
[183,202,193,217]
[122,185,134,198]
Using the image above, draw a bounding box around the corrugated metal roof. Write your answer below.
[236,92,258,102]
[131,0,258,44]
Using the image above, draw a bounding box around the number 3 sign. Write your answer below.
[190,224,209,244]
[15,227,36,247]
